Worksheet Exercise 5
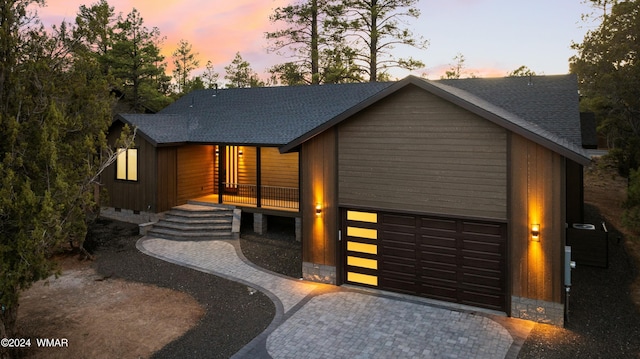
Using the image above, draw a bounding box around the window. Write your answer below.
[116,148,138,181]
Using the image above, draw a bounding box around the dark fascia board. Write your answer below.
[188,142,284,148]
[111,115,159,147]
[279,75,591,165]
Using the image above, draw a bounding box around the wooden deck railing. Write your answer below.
[222,183,299,210]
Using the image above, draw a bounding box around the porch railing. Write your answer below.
[222,183,299,210]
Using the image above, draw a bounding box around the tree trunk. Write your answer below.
[311,0,320,85]
[0,303,19,359]
[369,0,378,82]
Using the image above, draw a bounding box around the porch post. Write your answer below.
[217,145,225,204]
[256,146,262,208]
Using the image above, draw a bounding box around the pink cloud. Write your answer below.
[38,0,288,76]
[422,63,510,80]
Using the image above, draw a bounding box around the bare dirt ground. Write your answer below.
[15,255,204,359]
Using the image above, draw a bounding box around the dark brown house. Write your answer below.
[104,75,591,326]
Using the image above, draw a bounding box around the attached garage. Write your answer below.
[343,209,507,312]
[291,75,592,326]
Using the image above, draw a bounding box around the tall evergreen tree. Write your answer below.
[172,39,199,94]
[0,2,132,355]
[335,0,428,82]
[571,0,640,233]
[224,52,264,88]
[108,8,170,112]
[267,0,344,84]
[571,0,640,175]
[202,60,220,89]
[267,0,365,84]
[73,0,116,58]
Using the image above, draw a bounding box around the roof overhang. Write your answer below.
[279,75,591,165]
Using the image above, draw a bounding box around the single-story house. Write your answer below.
[104,75,591,326]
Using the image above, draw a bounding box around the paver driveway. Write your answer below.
[138,237,533,358]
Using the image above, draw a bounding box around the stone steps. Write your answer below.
[147,203,239,241]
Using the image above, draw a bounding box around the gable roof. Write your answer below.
[117,82,393,146]
[115,74,590,165]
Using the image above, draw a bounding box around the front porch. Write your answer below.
[192,185,299,213]
[170,144,300,213]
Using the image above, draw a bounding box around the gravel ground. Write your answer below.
[88,202,640,359]
[87,218,276,359]
[517,203,640,358]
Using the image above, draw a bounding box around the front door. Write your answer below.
[224,145,239,193]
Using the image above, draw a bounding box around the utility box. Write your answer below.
[566,222,609,268]
[564,246,575,287]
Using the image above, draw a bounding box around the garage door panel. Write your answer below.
[391,213,506,312]
[460,291,505,311]
[381,259,416,275]
[420,267,458,283]
[419,251,457,265]
[462,271,502,289]
[418,284,458,302]
[382,213,416,227]
[462,221,504,235]
[382,245,416,258]
[462,240,503,255]
[462,256,503,271]
[345,208,506,313]
[381,279,418,295]
[419,234,457,248]
[382,231,416,244]
[420,217,457,231]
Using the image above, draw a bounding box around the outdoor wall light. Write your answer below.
[531,224,540,241]
[239,149,243,157]
[315,203,322,216]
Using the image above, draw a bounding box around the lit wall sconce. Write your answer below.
[215,147,219,157]
[531,224,540,241]
[238,148,243,157]
[315,203,322,216]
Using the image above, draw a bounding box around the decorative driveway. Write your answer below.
[138,237,533,359]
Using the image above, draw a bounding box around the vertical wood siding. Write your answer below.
[301,129,338,266]
[157,147,177,212]
[338,85,508,220]
[103,123,157,212]
[510,133,565,303]
[177,145,214,204]
[261,147,299,187]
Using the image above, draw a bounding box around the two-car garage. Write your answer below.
[343,209,507,312]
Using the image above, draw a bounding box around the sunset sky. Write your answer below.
[36,0,594,82]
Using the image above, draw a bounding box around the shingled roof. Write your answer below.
[115,74,590,164]
[118,81,393,146]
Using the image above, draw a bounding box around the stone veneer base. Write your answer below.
[100,207,162,224]
[302,262,336,284]
[511,296,565,327]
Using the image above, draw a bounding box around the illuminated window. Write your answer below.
[116,148,138,181]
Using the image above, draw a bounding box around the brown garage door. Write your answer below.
[343,209,507,312]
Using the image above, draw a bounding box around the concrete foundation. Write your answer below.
[254,213,268,234]
[295,217,302,242]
